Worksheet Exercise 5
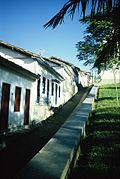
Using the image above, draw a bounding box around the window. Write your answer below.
[59,86,60,97]
[42,77,46,94]
[47,79,50,94]
[55,84,58,105]
[47,79,50,104]
[51,82,54,96]
[37,78,40,103]
[14,86,21,112]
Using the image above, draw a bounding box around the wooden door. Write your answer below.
[0,83,10,130]
[24,89,30,125]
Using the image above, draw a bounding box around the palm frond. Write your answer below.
[43,1,71,28]
[44,0,80,28]
[44,0,118,28]
[68,0,81,19]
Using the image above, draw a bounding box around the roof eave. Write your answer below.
[0,56,39,80]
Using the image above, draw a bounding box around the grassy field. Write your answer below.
[70,84,120,179]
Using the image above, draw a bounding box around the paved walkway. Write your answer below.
[0,87,91,178]
[15,86,98,179]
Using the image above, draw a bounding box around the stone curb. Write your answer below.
[16,86,98,179]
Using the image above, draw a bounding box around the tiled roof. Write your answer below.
[0,40,64,81]
[49,56,74,66]
[0,40,90,78]
[43,57,62,66]
[0,40,37,58]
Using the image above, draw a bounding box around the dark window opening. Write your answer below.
[24,89,30,125]
[51,82,54,96]
[47,79,50,103]
[59,86,60,97]
[55,84,58,105]
[14,86,21,112]
[37,78,40,103]
[47,79,50,94]
[42,77,46,94]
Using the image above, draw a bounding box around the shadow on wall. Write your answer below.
[77,83,84,91]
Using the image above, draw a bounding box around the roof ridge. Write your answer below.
[50,56,73,66]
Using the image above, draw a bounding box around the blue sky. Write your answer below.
[0,0,90,71]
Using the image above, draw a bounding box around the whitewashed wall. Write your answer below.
[78,71,90,87]
[46,60,78,104]
[0,46,63,124]
[0,46,37,74]
[62,65,78,102]
[0,66,36,129]
[0,46,87,127]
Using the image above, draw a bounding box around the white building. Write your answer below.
[0,54,38,131]
[43,56,79,103]
[75,67,92,87]
[0,41,64,131]
[0,40,92,132]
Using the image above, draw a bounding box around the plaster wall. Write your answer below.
[45,61,78,102]
[0,66,36,129]
[78,72,90,87]
[0,46,37,74]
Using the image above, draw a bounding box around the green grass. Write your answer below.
[70,84,120,179]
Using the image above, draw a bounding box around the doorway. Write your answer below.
[24,89,30,125]
[0,83,10,130]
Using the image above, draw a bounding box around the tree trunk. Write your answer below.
[112,67,119,106]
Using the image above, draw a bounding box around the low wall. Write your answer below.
[16,86,98,179]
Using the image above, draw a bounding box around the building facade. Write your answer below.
[0,55,38,131]
[0,41,63,131]
[43,56,79,103]
[0,40,92,132]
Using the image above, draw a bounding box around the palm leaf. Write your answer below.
[44,0,118,28]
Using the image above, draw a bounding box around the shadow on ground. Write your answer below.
[0,87,91,178]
